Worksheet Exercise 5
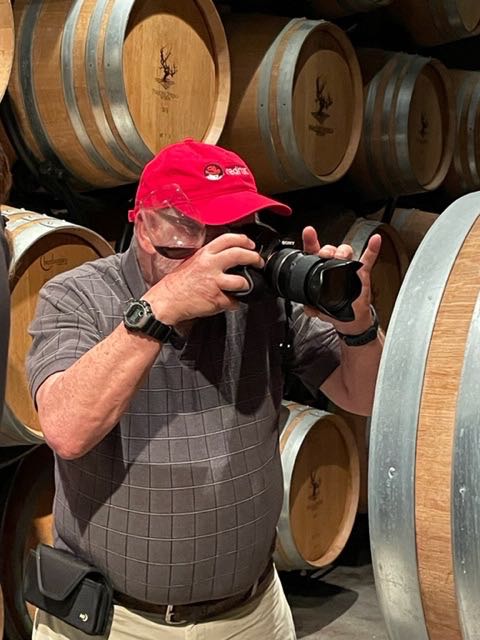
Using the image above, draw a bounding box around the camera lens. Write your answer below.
[307,260,362,317]
[226,221,362,322]
[265,250,362,321]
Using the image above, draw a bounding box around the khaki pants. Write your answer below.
[32,569,296,640]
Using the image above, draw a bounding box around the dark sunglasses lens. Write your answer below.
[155,246,198,260]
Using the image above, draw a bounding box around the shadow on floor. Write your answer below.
[280,572,359,638]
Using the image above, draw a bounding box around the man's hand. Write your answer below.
[302,225,382,334]
[143,233,264,325]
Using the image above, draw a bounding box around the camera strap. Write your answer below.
[280,299,294,374]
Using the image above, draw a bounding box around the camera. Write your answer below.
[228,222,363,322]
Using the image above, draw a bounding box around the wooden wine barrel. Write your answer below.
[1,446,54,640]
[8,0,230,189]
[274,402,359,570]
[0,150,11,204]
[310,0,392,19]
[389,0,480,46]
[0,0,13,205]
[220,15,363,194]
[369,192,480,640]
[324,218,409,514]
[0,118,16,178]
[389,208,439,259]
[342,217,409,332]
[1,208,114,445]
[349,49,455,199]
[0,125,13,203]
[331,407,371,514]
[443,70,480,198]
[0,0,13,103]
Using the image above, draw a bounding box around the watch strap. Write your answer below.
[142,315,174,343]
[336,305,379,347]
[124,298,178,345]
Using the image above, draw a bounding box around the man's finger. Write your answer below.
[318,244,337,259]
[217,247,264,271]
[302,226,321,254]
[334,244,354,260]
[206,233,256,253]
[359,234,382,273]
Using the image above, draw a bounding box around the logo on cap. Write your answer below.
[225,166,250,177]
[204,163,224,181]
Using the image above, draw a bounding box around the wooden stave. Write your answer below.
[310,0,392,19]
[443,69,480,198]
[275,401,360,571]
[452,293,480,640]
[349,49,455,199]
[327,402,371,515]
[8,0,230,189]
[328,218,409,514]
[389,0,480,47]
[369,192,480,640]
[270,17,362,192]
[220,15,363,194]
[122,0,231,151]
[0,0,14,103]
[2,208,114,445]
[389,208,439,259]
[342,217,410,332]
[0,113,15,205]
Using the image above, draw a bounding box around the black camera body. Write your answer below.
[229,223,363,322]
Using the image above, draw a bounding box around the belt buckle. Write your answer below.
[165,604,187,625]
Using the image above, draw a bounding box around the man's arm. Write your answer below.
[300,226,384,416]
[36,324,163,459]
[320,329,384,416]
[34,233,263,460]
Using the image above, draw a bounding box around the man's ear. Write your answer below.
[134,213,156,256]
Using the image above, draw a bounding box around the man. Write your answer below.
[27,139,383,639]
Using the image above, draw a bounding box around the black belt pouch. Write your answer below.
[24,543,113,636]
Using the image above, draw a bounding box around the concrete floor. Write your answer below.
[281,565,389,640]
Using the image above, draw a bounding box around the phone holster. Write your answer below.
[23,544,113,636]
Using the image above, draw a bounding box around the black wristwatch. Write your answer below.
[123,298,177,344]
[336,305,379,347]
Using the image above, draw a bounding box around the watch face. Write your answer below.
[125,301,150,329]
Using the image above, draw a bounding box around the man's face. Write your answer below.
[139,212,260,282]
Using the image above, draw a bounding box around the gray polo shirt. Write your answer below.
[26,241,341,605]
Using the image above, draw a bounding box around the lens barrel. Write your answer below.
[265,249,362,321]
[226,223,362,321]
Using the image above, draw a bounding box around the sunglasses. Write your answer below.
[154,245,199,260]
[151,215,262,260]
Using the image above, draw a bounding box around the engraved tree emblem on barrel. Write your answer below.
[310,77,334,136]
[309,471,321,502]
[157,47,178,90]
[420,112,429,140]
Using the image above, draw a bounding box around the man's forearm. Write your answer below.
[321,330,385,416]
[37,323,162,459]
[338,331,385,415]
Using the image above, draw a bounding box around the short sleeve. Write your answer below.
[26,277,103,404]
[288,303,341,395]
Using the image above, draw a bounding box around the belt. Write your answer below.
[114,560,275,625]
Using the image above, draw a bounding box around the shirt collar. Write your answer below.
[119,238,187,351]
[120,237,148,300]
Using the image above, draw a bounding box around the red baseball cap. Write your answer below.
[128,139,292,224]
